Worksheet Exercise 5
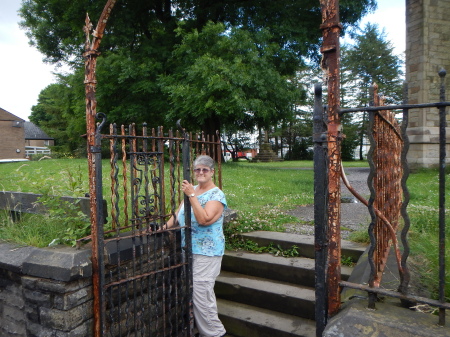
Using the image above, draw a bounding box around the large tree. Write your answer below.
[340,23,404,160]
[161,22,303,138]
[341,23,404,106]
[30,71,87,154]
[20,0,376,65]
[21,0,376,145]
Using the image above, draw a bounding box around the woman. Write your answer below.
[166,155,227,337]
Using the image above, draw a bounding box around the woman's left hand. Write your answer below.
[181,180,195,196]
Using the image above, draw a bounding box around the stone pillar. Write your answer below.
[406,0,450,169]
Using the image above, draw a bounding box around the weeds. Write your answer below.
[226,239,300,258]
[0,161,91,247]
[348,228,370,244]
[341,255,356,267]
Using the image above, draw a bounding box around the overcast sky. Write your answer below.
[0,0,405,121]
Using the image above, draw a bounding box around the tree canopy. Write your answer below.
[29,72,87,155]
[20,0,376,65]
[161,22,303,136]
[340,23,404,160]
[341,23,404,106]
[21,0,377,152]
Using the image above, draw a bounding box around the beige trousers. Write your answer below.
[193,254,226,337]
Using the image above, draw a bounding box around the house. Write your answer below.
[24,121,54,157]
[0,108,54,160]
[0,108,26,160]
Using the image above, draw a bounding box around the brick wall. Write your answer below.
[0,120,26,159]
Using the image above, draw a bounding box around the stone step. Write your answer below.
[240,231,367,261]
[217,232,363,336]
[222,250,353,288]
[216,270,315,320]
[218,299,316,337]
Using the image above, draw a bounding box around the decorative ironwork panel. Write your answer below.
[368,85,404,289]
[83,118,222,337]
[318,72,450,329]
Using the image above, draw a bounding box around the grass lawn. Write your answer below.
[0,158,448,300]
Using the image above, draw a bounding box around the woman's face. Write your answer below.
[193,165,213,183]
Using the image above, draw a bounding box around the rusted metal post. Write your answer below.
[83,1,117,336]
[319,0,342,317]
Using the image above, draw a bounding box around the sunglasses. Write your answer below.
[193,168,211,174]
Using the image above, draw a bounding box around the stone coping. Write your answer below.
[0,242,92,282]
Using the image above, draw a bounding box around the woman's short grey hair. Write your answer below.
[193,155,215,169]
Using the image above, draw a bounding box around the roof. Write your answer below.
[24,122,54,140]
[0,107,25,122]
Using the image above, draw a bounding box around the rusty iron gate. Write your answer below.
[81,116,222,337]
[313,74,450,336]
[316,2,449,336]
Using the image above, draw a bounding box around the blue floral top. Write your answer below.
[178,186,227,256]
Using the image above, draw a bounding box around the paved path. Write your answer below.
[284,167,371,239]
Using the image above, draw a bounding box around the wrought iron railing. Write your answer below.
[83,116,222,336]
[314,71,450,336]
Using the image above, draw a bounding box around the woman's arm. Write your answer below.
[165,202,183,229]
[181,179,224,226]
[190,198,224,226]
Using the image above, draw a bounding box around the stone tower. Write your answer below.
[406,0,450,168]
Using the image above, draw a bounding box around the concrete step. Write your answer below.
[222,250,353,288]
[216,270,315,320]
[218,299,316,337]
[240,231,367,261]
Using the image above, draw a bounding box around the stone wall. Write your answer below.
[406,0,450,168]
[0,209,235,336]
[0,244,93,336]
[0,235,186,337]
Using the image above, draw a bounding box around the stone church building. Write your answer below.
[406,0,450,168]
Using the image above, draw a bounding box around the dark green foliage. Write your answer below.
[341,23,404,107]
[284,138,313,161]
[21,0,376,149]
[340,113,361,161]
[340,23,404,160]
[161,22,302,135]
[30,72,87,155]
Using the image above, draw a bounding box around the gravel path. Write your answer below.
[284,167,371,240]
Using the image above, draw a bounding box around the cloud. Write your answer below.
[361,2,405,55]
[0,0,57,120]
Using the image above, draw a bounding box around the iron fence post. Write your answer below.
[181,125,195,336]
[83,3,117,335]
[366,86,378,309]
[313,83,328,337]
[87,112,106,336]
[438,68,447,326]
[399,81,412,305]
[319,0,342,317]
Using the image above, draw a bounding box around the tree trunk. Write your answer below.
[202,113,221,161]
[359,111,366,160]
